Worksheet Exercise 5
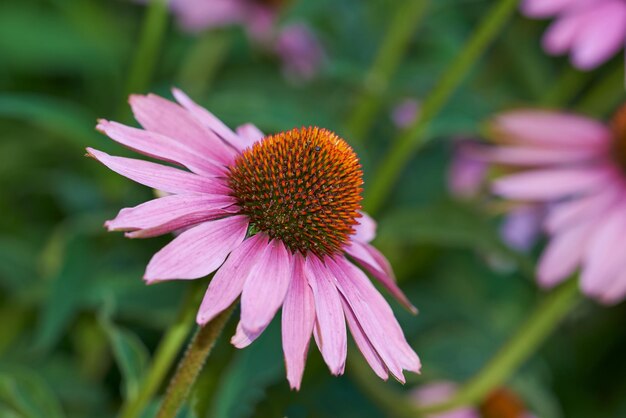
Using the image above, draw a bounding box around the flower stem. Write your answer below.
[350,278,579,418]
[118,284,201,418]
[124,0,170,97]
[575,64,625,118]
[364,0,519,215]
[156,305,235,418]
[345,0,430,143]
[419,278,580,414]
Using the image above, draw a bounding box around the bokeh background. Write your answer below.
[2,0,626,417]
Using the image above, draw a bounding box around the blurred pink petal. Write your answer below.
[275,23,325,80]
[448,140,488,198]
[500,205,544,251]
[412,382,480,418]
[391,99,421,129]
[352,211,377,243]
[236,123,265,147]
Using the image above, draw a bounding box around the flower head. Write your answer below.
[521,0,626,70]
[89,89,420,389]
[483,107,626,304]
[413,381,535,418]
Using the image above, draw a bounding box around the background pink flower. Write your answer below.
[485,108,626,304]
[521,0,626,70]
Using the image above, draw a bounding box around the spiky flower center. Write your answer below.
[611,103,626,169]
[228,127,363,256]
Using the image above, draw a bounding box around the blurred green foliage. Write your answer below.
[1,0,626,417]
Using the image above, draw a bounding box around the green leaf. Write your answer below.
[100,316,150,401]
[208,321,284,418]
[0,369,65,418]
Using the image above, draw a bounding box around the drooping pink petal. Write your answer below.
[580,203,626,296]
[240,239,292,334]
[521,0,583,17]
[543,11,589,55]
[196,233,269,325]
[86,148,230,195]
[144,215,248,283]
[282,253,316,390]
[106,194,238,238]
[537,219,597,287]
[345,241,417,313]
[545,188,619,233]
[171,88,250,151]
[328,258,405,382]
[129,93,236,165]
[598,268,626,305]
[96,119,225,176]
[492,111,612,148]
[352,212,376,243]
[332,257,420,375]
[231,320,268,349]
[570,1,626,70]
[500,205,543,252]
[236,123,265,149]
[340,298,389,380]
[305,256,347,375]
[492,167,609,200]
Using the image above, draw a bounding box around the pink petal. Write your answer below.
[96,119,225,176]
[305,256,347,375]
[144,215,248,283]
[580,202,626,296]
[340,298,389,380]
[171,88,250,151]
[500,205,543,252]
[328,258,405,382]
[543,11,589,54]
[106,194,237,238]
[332,257,420,376]
[240,240,292,334]
[230,320,268,349]
[597,268,626,305]
[345,241,417,313]
[537,219,596,287]
[571,1,626,70]
[196,233,269,325]
[476,145,601,166]
[352,212,377,243]
[282,253,316,390]
[521,0,582,17]
[492,110,612,148]
[86,148,230,195]
[235,123,265,148]
[492,167,609,200]
[129,93,236,165]
[545,188,619,233]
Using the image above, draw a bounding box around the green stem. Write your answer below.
[156,305,235,418]
[123,0,170,99]
[419,278,579,414]
[118,285,201,418]
[540,66,589,107]
[364,0,519,215]
[351,279,579,417]
[575,64,625,118]
[345,0,430,143]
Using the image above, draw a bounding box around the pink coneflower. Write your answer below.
[521,0,626,70]
[88,89,420,389]
[413,382,535,418]
[484,107,626,304]
[165,0,324,80]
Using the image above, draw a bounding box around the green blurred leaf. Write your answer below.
[0,94,99,149]
[0,369,65,418]
[100,316,150,401]
[208,321,284,418]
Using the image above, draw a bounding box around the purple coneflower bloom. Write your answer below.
[521,0,626,70]
[483,107,626,304]
[88,89,420,389]
[413,381,535,418]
